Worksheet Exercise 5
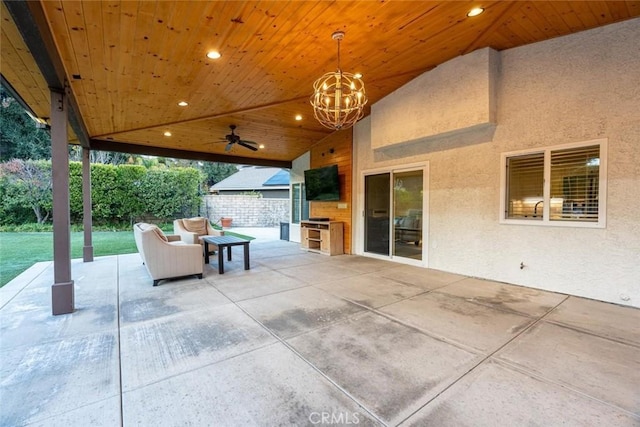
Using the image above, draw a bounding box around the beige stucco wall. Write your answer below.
[353,18,640,308]
[371,47,499,150]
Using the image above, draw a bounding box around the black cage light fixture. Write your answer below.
[310,31,367,130]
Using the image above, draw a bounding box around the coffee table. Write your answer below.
[201,235,250,274]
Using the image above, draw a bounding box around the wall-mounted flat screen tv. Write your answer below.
[304,164,340,201]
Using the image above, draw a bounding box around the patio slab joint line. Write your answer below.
[494,357,640,419]
[117,256,124,426]
[543,319,640,349]
[216,286,389,426]
[396,294,572,425]
[343,288,433,312]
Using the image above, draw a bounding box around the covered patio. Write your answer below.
[2,233,638,426]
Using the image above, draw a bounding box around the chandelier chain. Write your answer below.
[336,37,341,71]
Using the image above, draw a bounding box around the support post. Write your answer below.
[82,147,94,262]
[50,88,74,315]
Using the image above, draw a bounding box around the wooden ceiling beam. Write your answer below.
[3,0,91,148]
[92,94,311,139]
[90,139,292,169]
[97,65,431,141]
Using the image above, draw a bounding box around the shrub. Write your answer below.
[1,160,203,226]
[138,167,203,219]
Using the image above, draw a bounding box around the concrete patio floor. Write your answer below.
[1,228,639,426]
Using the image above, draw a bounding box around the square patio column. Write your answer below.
[51,88,74,315]
[82,147,93,262]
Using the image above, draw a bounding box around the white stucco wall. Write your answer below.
[353,18,640,308]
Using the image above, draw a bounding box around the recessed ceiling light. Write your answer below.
[206,51,221,59]
[354,73,363,79]
[259,144,265,149]
[295,115,303,121]
[467,7,484,17]
[163,131,172,137]
[177,101,188,107]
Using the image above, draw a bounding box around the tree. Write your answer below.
[68,146,130,165]
[201,162,238,188]
[0,92,51,161]
[0,159,52,223]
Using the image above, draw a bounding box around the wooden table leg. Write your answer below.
[204,241,210,264]
[227,246,232,261]
[217,245,224,274]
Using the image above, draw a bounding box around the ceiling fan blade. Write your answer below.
[214,125,255,151]
[238,141,258,151]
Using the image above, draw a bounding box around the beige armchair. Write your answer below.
[133,222,203,286]
[173,217,224,245]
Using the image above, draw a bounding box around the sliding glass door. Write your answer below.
[364,173,390,255]
[364,167,425,263]
[392,170,423,260]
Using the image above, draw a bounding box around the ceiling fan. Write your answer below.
[217,125,258,152]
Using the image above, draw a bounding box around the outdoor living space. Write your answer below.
[2,232,638,426]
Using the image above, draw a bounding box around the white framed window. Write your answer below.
[500,138,607,228]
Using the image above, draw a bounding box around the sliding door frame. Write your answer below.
[357,161,429,267]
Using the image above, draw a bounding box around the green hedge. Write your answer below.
[137,168,203,219]
[69,163,149,223]
[2,161,203,225]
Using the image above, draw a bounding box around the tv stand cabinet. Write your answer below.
[300,221,343,256]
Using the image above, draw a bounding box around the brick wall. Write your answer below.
[203,195,289,227]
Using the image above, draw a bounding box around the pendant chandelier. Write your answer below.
[310,31,367,130]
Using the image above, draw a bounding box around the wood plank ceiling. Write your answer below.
[3,1,639,166]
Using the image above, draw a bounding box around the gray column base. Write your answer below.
[52,281,75,315]
[83,246,94,262]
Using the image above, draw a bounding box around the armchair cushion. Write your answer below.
[182,217,208,235]
[152,227,168,241]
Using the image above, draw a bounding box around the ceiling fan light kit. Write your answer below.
[310,31,367,131]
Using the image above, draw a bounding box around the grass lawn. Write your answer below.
[0,231,137,287]
[0,229,255,287]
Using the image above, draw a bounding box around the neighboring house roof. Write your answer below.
[263,169,290,186]
[210,166,290,192]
